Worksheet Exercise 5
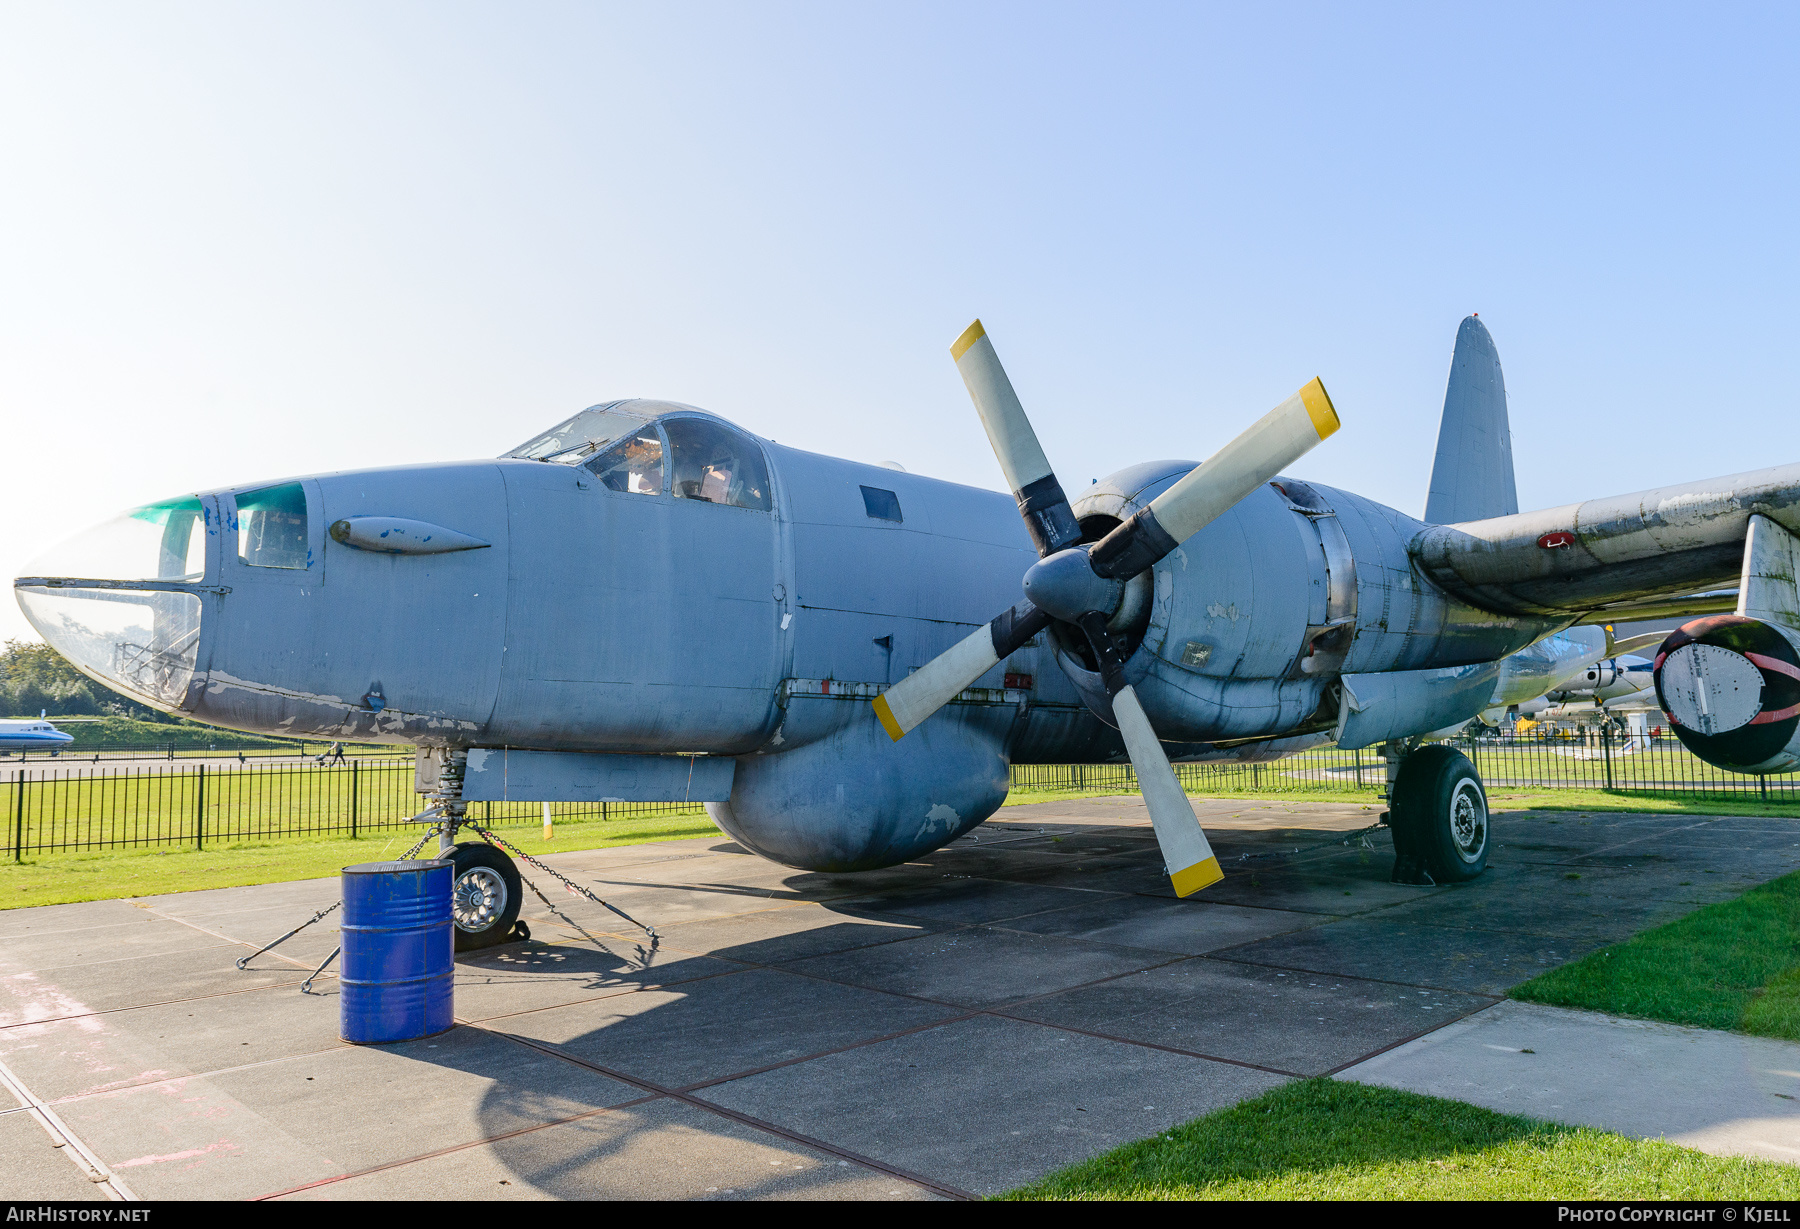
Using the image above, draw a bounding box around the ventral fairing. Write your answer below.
[16,316,1793,946]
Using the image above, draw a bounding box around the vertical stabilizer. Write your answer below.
[1423,315,1518,524]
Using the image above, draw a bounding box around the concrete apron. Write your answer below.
[1339,999,1800,1164]
[1,796,1798,1199]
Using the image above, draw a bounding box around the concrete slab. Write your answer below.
[649,902,948,965]
[0,948,305,1027]
[0,918,234,974]
[206,1023,643,1173]
[54,1066,348,1199]
[453,936,743,1023]
[1339,1000,1800,1164]
[997,895,1326,956]
[1006,957,1490,1075]
[1375,875,1701,941]
[698,1013,1288,1196]
[0,898,149,939]
[496,967,961,1089]
[1213,916,1607,996]
[0,1108,110,1202]
[0,980,342,1101]
[276,1096,941,1201]
[830,878,1120,926]
[781,926,1171,1009]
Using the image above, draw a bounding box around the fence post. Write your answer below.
[195,763,205,851]
[351,761,360,839]
[1602,725,1614,791]
[12,771,23,863]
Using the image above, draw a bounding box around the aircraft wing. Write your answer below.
[1410,462,1800,621]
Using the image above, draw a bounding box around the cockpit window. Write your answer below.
[236,483,310,569]
[586,427,666,495]
[664,418,771,511]
[506,403,654,464]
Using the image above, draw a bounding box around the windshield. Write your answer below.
[505,403,655,464]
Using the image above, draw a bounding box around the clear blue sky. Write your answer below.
[3,2,1796,643]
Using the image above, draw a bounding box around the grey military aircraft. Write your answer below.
[15,315,1798,947]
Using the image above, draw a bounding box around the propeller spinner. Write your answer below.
[871,319,1341,897]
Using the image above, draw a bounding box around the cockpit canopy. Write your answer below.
[506,400,771,512]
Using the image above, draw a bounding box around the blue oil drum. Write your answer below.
[339,859,454,1044]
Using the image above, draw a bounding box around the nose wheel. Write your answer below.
[448,842,523,951]
[1387,744,1489,885]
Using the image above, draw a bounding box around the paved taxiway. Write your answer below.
[2,796,1797,1200]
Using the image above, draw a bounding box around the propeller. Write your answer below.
[872,318,1341,897]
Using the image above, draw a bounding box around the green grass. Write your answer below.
[0,808,721,909]
[1487,787,1800,818]
[1512,868,1800,1038]
[1002,1078,1800,1200]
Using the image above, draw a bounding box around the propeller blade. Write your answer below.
[1112,684,1222,896]
[1069,610,1218,895]
[874,602,1050,740]
[951,320,1083,558]
[1089,378,1340,579]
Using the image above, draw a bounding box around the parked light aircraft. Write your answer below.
[15,315,1798,946]
[0,715,73,754]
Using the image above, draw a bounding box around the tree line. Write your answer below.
[1,639,181,723]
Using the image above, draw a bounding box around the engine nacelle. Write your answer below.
[1653,614,1800,773]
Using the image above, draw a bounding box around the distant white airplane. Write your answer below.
[0,715,74,753]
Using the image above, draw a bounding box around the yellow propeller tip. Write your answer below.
[1170,855,1223,897]
[1300,377,1340,440]
[872,695,906,741]
[950,319,986,362]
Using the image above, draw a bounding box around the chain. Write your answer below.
[464,821,658,940]
[1232,818,1388,866]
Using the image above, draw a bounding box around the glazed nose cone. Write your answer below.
[15,494,212,712]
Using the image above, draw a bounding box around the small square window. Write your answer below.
[860,486,902,523]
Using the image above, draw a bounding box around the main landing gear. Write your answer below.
[1382,740,1490,886]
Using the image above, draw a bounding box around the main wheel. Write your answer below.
[1390,744,1490,884]
[448,842,523,952]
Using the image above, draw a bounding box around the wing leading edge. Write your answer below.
[1410,462,1800,620]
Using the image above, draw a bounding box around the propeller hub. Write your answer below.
[1022,548,1124,624]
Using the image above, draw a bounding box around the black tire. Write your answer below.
[448,842,523,952]
[1390,744,1490,883]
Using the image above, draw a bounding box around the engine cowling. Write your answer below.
[1653,614,1800,773]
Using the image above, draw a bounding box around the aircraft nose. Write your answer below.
[14,494,212,712]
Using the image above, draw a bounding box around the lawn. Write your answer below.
[1511,867,1800,1039]
[0,808,722,909]
[1002,1078,1800,1200]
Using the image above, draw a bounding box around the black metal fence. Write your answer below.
[3,759,708,858]
[5,731,1795,859]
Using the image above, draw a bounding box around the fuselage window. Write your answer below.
[586,428,666,495]
[236,483,309,569]
[861,486,902,523]
[664,418,772,511]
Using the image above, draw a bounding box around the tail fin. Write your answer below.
[1423,315,1518,524]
